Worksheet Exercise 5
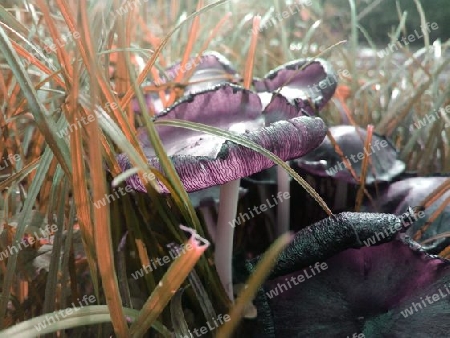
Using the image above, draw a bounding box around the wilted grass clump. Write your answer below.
[0,0,448,337]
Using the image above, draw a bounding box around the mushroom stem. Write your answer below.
[199,204,216,242]
[256,185,275,242]
[215,179,240,302]
[276,164,290,236]
[333,181,348,211]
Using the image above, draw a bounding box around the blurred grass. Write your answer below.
[0,0,449,336]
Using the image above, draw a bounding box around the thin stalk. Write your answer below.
[215,179,241,301]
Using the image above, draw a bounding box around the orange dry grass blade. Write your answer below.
[36,0,73,81]
[137,16,162,49]
[413,180,450,241]
[243,16,260,89]
[326,129,374,208]
[167,0,204,106]
[10,40,65,87]
[327,131,360,182]
[334,84,357,125]
[119,0,227,111]
[54,0,148,166]
[66,65,99,299]
[420,178,450,209]
[79,1,130,336]
[178,12,232,89]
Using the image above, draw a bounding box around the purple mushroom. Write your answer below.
[294,125,405,184]
[118,83,327,301]
[172,51,240,95]
[134,52,240,114]
[246,211,450,337]
[253,58,338,236]
[363,176,450,254]
[293,125,405,211]
[253,58,338,115]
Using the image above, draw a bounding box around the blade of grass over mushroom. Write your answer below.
[0,147,53,326]
[132,73,204,234]
[95,92,218,298]
[154,119,332,215]
[129,227,210,337]
[94,103,192,243]
[216,233,292,338]
[355,125,374,211]
[0,306,170,338]
[119,0,228,109]
[0,25,72,178]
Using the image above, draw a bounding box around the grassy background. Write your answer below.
[0,0,449,337]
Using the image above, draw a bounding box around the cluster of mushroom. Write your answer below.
[118,52,337,301]
[117,52,450,336]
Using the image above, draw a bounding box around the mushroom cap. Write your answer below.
[294,125,406,184]
[133,52,239,114]
[169,51,240,95]
[363,176,450,241]
[253,58,337,115]
[118,83,327,193]
[246,212,450,337]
